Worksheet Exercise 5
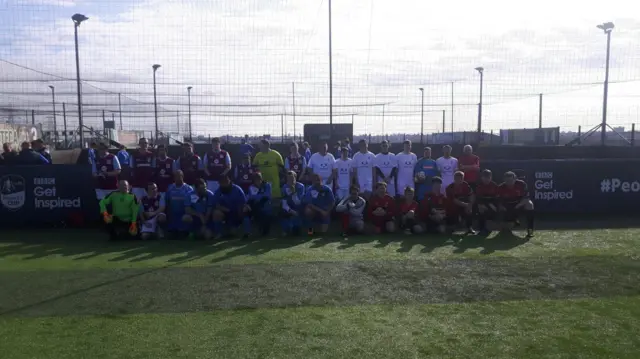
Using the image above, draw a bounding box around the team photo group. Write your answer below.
[92,137,535,241]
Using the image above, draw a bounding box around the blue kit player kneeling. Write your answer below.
[212,175,251,240]
[183,178,215,240]
[246,173,273,236]
[280,170,306,236]
[304,173,335,235]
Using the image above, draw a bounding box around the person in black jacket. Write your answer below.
[16,141,49,165]
[2,143,18,165]
[32,139,52,163]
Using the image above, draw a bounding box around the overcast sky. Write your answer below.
[1,0,640,136]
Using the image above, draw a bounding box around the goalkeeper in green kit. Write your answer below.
[99,180,140,240]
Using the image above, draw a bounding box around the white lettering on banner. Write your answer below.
[600,178,640,193]
[533,172,573,201]
[33,177,81,210]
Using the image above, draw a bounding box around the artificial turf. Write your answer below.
[1,227,639,358]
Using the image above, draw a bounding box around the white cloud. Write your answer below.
[1,0,640,136]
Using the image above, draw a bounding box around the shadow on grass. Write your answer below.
[453,231,529,255]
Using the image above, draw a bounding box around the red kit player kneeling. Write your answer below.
[368,182,396,233]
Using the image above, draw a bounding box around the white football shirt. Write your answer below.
[395,152,418,185]
[334,158,353,189]
[374,152,397,180]
[352,151,376,187]
[436,156,458,192]
[308,152,336,182]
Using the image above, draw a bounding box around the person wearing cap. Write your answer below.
[91,142,122,200]
[252,139,284,198]
[234,152,260,194]
[175,142,202,186]
[352,139,376,199]
[203,138,232,193]
[130,138,156,200]
[374,140,397,197]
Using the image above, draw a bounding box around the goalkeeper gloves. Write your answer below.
[103,211,113,224]
[129,222,138,236]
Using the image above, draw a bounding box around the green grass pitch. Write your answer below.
[1,226,639,358]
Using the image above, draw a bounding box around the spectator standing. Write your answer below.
[88,142,98,165]
[15,141,49,165]
[458,145,480,190]
[32,139,52,163]
[303,142,312,163]
[130,138,155,200]
[252,139,284,198]
[2,143,18,165]
[92,142,121,200]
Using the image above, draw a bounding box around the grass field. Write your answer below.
[1,225,640,358]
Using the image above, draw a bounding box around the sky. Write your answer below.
[1,0,640,137]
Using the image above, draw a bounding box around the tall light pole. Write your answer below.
[152,64,161,141]
[474,67,484,133]
[328,0,334,141]
[187,86,193,140]
[419,87,424,144]
[48,85,57,145]
[597,22,614,146]
[118,93,123,130]
[72,13,88,146]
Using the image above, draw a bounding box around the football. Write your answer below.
[417,172,426,180]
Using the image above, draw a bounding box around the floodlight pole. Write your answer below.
[475,67,484,133]
[187,86,193,141]
[49,85,58,145]
[328,0,334,141]
[152,64,161,141]
[72,14,88,146]
[419,88,424,144]
[601,27,612,146]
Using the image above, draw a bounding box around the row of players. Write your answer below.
[99,166,534,241]
[92,138,474,203]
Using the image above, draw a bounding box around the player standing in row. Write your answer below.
[154,145,174,198]
[333,147,354,200]
[353,139,376,199]
[308,141,336,187]
[130,138,155,200]
[234,153,259,194]
[395,140,418,197]
[284,142,307,181]
[436,145,457,194]
[253,139,284,198]
[176,142,201,186]
[203,137,232,193]
[373,140,397,196]
[459,145,480,190]
[414,147,438,201]
[92,142,122,200]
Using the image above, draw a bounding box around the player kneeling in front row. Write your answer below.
[420,177,449,234]
[398,187,422,234]
[246,172,273,236]
[498,171,535,237]
[368,182,396,233]
[182,178,215,240]
[446,171,476,234]
[140,182,167,240]
[212,175,251,240]
[474,169,499,235]
[281,171,306,236]
[100,180,140,241]
[304,173,335,235]
[335,185,366,237]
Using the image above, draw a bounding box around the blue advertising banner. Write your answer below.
[0,165,99,226]
[483,159,640,214]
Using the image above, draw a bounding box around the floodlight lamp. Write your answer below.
[187,86,193,90]
[419,87,424,92]
[596,22,615,33]
[475,67,484,73]
[48,85,54,90]
[72,13,88,26]
[152,64,161,71]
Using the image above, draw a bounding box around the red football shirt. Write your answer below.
[399,200,418,215]
[498,180,529,204]
[459,154,480,183]
[368,194,396,219]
